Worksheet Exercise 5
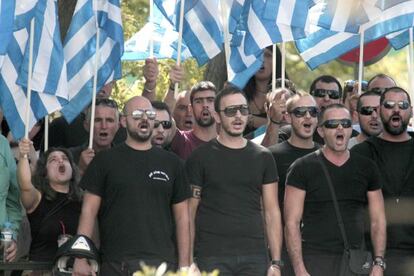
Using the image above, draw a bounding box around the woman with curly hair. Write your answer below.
[17,139,81,264]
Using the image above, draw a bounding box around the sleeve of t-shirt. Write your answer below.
[285,158,307,191]
[79,153,106,197]
[172,159,191,204]
[185,150,204,188]
[351,140,374,159]
[366,159,382,191]
[262,149,279,185]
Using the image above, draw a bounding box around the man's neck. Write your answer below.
[193,124,217,142]
[93,144,112,153]
[321,146,350,166]
[125,138,152,151]
[255,78,269,94]
[288,134,315,149]
[380,131,411,142]
[355,133,368,143]
[217,134,247,149]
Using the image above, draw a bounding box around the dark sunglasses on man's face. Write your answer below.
[154,120,172,129]
[382,100,410,110]
[311,89,341,99]
[290,106,318,118]
[220,105,250,117]
[127,109,157,120]
[322,119,352,129]
[359,106,379,116]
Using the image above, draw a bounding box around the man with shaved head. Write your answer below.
[73,97,191,275]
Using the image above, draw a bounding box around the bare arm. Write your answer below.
[163,65,185,112]
[17,139,41,213]
[262,182,283,275]
[367,190,386,257]
[284,185,310,276]
[141,58,158,101]
[261,121,281,147]
[173,200,191,268]
[261,91,288,147]
[188,185,201,263]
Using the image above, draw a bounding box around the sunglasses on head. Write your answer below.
[311,89,341,99]
[382,100,410,110]
[154,120,172,129]
[322,119,352,129]
[220,105,249,117]
[127,109,157,120]
[359,106,379,116]
[368,87,387,95]
[290,106,318,118]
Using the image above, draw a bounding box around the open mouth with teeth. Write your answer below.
[390,115,402,126]
[139,122,149,131]
[369,121,380,128]
[202,110,210,118]
[303,123,312,129]
[99,132,108,138]
[335,133,345,143]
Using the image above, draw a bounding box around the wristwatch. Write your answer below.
[270,259,284,269]
[373,256,386,270]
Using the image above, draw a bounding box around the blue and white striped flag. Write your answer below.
[0,0,15,69]
[155,0,223,66]
[17,0,69,101]
[296,0,414,70]
[387,28,414,49]
[375,0,412,9]
[122,3,192,61]
[0,0,68,140]
[241,0,309,56]
[228,29,263,88]
[62,0,124,122]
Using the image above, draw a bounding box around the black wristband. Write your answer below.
[270,117,282,124]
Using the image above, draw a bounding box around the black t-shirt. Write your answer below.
[269,141,319,206]
[286,151,381,253]
[352,136,414,250]
[80,143,191,262]
[186,139,278,257]
[28,193,81,261]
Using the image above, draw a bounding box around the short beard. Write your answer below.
[381,114,409,136]
[128,130,152,142]
[195,116,215,127]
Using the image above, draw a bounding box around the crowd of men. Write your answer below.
[0,60,413,276]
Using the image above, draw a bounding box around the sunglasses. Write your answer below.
[311,89,341,99]
[382,100,410,110]
[368,87,387,95]
[322,119,352,129]
[359,106,379,116]
[154,120,172,129]
[220,105,250,117]
[126,109,156,120]
[290,106,318,118]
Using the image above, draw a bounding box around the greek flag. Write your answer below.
[387,28,414,49]
[0,0,15,69]
[228,29,263,89]
[155,0,223,66]
[0,0,67,140]
[242,0,309,56]
[375,0,412,9]
[61,0,124,122]
[296,0,414,69]
[122,3,192,61]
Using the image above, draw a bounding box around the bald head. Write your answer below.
[123,96,153,115]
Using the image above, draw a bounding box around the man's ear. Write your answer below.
[120,115,127,128]
[83,119,90,132]
[317,125,324,139]
[213,111,221,124]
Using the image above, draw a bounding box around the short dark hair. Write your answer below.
[367,73,396,89]
[318,103,350,125]
[380,86,412,105]
[151,101,172,121]
[309,75,343,97]
[356,91,380,111]
[214,85,247,112]
[190,81,217,104]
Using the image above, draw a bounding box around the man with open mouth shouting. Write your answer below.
[285,104,386,276]
[352,87,414,276]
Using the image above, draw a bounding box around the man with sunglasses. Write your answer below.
[151,101,174,148]
[348,91,382,149]
[268,93,319,275]
[69,98,120,176]
[74,96,191,275]
[187,86,282,275]
[171,81,218,160]
[285,104,386,276]
[367,74,396,95]
[352,87,414,275]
